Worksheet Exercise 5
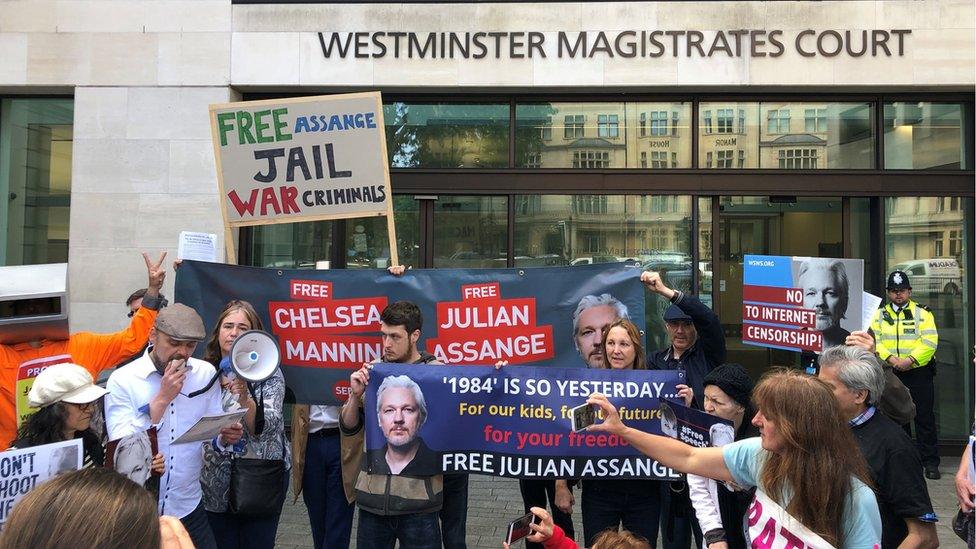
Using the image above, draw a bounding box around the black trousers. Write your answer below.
[896,366,939,467]
[519,479,575,549]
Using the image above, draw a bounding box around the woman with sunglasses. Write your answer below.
[11,362,163,473]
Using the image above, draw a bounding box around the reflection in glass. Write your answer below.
[432,196,508,268]
[345,196,420,269]
[698,197,713,308]
[884,197,972,438]
[0,98,74,266]
[246,221,334,269]
[515,102,691,168]
[383,103,509,168]
[884,103,968,169]
[512,194,692,350]
[699,103,759,168]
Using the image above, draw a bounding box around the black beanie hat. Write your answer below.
[703,363,753,409]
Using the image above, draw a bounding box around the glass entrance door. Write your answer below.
[715,196,844,378]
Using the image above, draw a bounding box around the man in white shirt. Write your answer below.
[106,303,243,549]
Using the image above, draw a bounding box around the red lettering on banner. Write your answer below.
[461,282,499,300]
[752,518,778,549]
[742,304,816,329]
[227,188,259,217]
[227,186,302,218]
[269,297,386,334]
[290,280,333,300]
[743,285,804,306]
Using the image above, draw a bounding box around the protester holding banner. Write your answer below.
[339,300,445,549]
[686,363,758,549]
[0,467,193,549]
[642,270,724,549]
[199,300,290,549]
[0,252,167,450]
[587,369,882,548]
[106,303,244,549]
[817,344,938,549]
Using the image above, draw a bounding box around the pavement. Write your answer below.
[274,460,969,548]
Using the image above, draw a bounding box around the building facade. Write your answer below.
[0,0,973,441]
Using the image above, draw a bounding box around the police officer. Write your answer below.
[871,270,941,480]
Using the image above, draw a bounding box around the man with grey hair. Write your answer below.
[818,342,938,549]
[796,258,851,348]
[366,374,438,475]
[572,293,630,369]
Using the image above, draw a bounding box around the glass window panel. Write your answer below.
[512,194,692,351]
[884,197,972,439]
[698,197,713,308]
[344,196,420,269]
[699,102,759,169]
[884,103,968,169]
[759,102,874,169]
[383,102,509,168]
[515,102,691,168]
[0,98,74,266]
[432,196,508,268]
[245,221,334,269]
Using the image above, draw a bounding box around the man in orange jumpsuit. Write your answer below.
[0,252,168,449]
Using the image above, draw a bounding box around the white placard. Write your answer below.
[0,439,83,528]
[173,409,247,444]
[177,231,218,262]
[861,291,883,332]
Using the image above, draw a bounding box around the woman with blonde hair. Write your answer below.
[587,369,881,548]
[555,318,693,547]
[0,467,193,549]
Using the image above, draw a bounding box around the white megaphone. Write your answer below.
[229,330,280,382]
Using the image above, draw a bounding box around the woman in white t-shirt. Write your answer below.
[587,368,881,548]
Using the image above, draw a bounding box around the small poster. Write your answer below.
[742,255,864,353]
[658,399,735,448]
[105,427,159,490]
[0,439,83,528]
[177,231,218,262]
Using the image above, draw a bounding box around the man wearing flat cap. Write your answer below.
[642,270,726,549]
[106,303,243,549]
[871,270,941,480]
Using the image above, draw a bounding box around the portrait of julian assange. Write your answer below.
[366,375,440,475]
[791,257,864,349]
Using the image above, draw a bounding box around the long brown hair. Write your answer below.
[600,319,646,370]
[0,468,160,549]
[752,368,872,546]
[202,300,264,367]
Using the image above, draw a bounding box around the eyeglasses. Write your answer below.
[68,401,96,412]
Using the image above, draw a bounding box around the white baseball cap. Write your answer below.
[28,363,108,408]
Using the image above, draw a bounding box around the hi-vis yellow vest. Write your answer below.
[870,299,938,368]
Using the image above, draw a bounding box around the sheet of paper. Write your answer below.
[177,231,218,262]
[173,409,246,444]
[861,291,883,331]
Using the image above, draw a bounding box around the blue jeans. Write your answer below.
[303,430,355,549]
[357,509,442,549]
[581,481,661,548]
[181,501,218,549]
[441,474,469,549]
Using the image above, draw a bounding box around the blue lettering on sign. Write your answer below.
[294,112,377,134]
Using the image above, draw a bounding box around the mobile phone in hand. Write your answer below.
[570,402,596,432]
[506,512,539,545]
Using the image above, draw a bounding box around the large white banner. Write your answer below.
[747,490,835,549]
[0,439,83,528]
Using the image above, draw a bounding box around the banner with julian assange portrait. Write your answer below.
[175,260,645,405]
[362,363,684,480]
